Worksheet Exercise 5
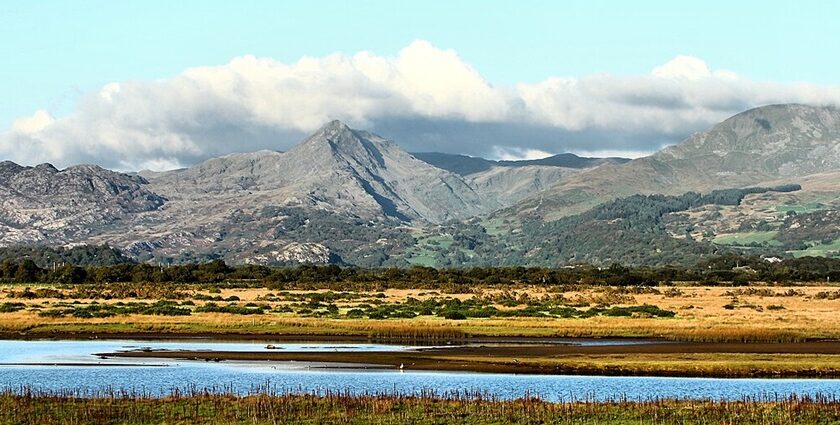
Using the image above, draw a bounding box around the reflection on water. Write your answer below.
[1,339,839,402]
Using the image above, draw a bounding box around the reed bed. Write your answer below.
[367,326,468,344]
[3,386,840,424]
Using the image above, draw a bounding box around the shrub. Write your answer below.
[442,310,467,320]
[345,308,365,318]
[0,302,25,313]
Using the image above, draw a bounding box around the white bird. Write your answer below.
[399,363,405,370]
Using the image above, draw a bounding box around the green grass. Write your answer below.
[402,233,463,266]
[481,218,515,236]
[774,202,826,214]
[789,239,840,258]
[713,231,782,246]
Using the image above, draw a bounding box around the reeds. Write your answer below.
[2,386,840,424]
[368,326,468,344]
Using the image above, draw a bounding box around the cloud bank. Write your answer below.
[3,40,840,170]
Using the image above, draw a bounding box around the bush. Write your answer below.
[442,310,467,320]
[594,305,676,318]
[0,302,26,313]
[345,308,365,318]
[368,310,388,319]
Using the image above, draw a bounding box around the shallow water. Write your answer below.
[1,339,839,402]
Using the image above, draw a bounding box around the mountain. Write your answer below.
[504,104,840,221]
[412,152,629,176]
[410,152,628,206]
[0,162,165,246]
[467,165,582,206]
[148,120,495,223]
[3,105,840,267]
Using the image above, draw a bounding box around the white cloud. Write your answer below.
[651,55,740,81]
[3,41,840,170]
[492,146,553,161]
[11,110,54,134]
[652,55,713,80]
[570,149,651,159]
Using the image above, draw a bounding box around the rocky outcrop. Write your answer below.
[0,161,165,246]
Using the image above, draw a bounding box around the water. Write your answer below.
[1,339,839,402]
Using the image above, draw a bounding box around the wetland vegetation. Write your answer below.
[2,260,840,378]
[4,388,840,425]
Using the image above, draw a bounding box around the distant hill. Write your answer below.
[411,152,629,176]
[502,104,840,221]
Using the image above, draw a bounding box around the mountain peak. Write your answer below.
[293,120,393,166]
[301,120,361,148]
[34,163,59,173]
[320,119,351,131]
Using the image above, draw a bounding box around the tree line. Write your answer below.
[2,255,839,287]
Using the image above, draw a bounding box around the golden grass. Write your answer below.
[2,284,840,342]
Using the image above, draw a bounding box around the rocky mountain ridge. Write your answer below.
[1,104,839,266]
[503,104,840,221]
[0,161,165,245]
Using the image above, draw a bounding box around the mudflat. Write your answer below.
[103,340,840,378]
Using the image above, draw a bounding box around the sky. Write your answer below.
[2,0,840,170]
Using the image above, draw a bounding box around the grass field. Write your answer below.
[713,231,783,246]
[790,239,840,258]
[403,234,456,266]
[2,284,840,343]
[774,202,827,214]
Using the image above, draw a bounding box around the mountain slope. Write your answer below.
[150,121,494,223]
[0,162,166,245]
[504,104,840,221]
[468,165,582,206]
[412,151,629,176]
[412,152,628,206]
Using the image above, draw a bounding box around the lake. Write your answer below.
[1,339,839,402]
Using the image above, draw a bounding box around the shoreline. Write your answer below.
[101,340,840,379]
[0,330,670,344]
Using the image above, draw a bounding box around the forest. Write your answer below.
[1,248,838,287]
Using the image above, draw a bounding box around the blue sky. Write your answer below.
[3,0,839,128]
[2,0,840,169]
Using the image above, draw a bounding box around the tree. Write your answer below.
[14,260,41,283]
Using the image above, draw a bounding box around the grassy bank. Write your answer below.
[3,389,840,424]
[0,314,829,344]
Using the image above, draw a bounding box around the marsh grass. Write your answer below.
[3,387,840,424]
[3,284,840,343]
